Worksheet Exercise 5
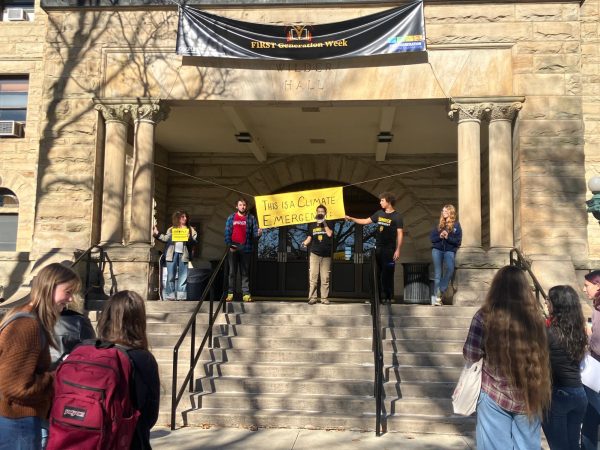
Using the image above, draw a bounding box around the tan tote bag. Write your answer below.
[452,359,483,416]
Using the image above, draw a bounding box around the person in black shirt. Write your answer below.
[542,285,588,450]
[302,205,333,305]
[346,192,403,303]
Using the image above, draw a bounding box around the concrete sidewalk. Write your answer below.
[150,427,476,450]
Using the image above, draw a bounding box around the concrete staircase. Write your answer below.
[146,300,477,434]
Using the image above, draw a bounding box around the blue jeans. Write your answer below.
[542,385,587,450]
[0,416,41,450]
[476,391,541,450]
[164,252,188,300]
[582,385,600,450]
[432,248,455,295]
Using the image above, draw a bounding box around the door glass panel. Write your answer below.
[362,223,377,257]
[334,221,355,261]
[286,224,308,261]
[258,227,279,260]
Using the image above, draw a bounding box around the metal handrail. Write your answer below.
[509,248,547,308]
[370,254,385,436]
[70,244,109,301]
[170,248,229,430]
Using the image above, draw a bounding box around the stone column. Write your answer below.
[95,104,131,244]
[129,103,169,244]
[488,103,522,248]
[449,103,490,249]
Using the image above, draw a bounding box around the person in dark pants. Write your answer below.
[224,198,262,302]
[541,285,588,450]
[345,192,403,303]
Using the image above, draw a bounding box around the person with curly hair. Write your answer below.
[581,270,600,450]
[463,265,551,449]
[430,204,462,306]
[541,285,588,450]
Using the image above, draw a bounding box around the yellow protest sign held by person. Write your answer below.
[255,186,345,228]
[171,227,190,242]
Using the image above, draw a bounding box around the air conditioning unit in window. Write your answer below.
[6,8,27,21]
[0,121,24,138]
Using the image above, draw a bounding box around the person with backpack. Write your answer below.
[0,263,81,450]
[47,290,159,450]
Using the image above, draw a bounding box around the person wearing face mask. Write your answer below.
[430,204,462,306]
[0,263,81,450]
[302,204,333,305]
[224,198,262,302]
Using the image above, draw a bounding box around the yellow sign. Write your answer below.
[256,186,345,229]
[171,227,190,242]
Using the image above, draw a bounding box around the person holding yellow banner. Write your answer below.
[302,205,333,305]
[346,192,403,304]
[153,210,198,301]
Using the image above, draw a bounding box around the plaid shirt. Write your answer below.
[224,212,259,253]
[463,309,527,414]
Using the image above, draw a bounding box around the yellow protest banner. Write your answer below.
[255,186,345,229]
[171,227,190,242]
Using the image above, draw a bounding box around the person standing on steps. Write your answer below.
[346,192,403,303]
[224,197,262,303]
[430,204,462,306]
[302,204,333,305]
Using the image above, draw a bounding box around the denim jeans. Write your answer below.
[164,252,188,300]
[542,385,587,450]
[0,416,41,450]
[476,391,541,450]
[431,248,455,295]
[582,385,600,450]
[228,249,250,295]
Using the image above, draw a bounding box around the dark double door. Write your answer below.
[253,221,377,298]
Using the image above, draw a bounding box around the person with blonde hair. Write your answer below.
[0,263,80,449]
[463,265,551,449]
[430,204,461,305]
[96,290,160,450]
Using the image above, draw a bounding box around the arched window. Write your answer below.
[0,187,18,251]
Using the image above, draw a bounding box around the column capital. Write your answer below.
[488,102,523,122]
[131,103,170,124]
[448,103,491,123]
[95,104,131,123]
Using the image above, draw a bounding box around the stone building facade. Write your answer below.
[1,0,599,303]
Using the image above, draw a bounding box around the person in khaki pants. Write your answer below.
[302,205,333,305]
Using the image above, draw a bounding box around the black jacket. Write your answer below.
[128,349,160,450]
[51,310,96,364]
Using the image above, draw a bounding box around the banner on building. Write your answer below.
[177,2,425,60]
[255,187,345,229]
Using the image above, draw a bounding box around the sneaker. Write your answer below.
[321,299,330,305]
[308,298,318,305]
[226,293,234,302]
[242,294,253,302]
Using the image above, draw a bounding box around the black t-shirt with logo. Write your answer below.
[370,210,403,249]
[308,222,332,257]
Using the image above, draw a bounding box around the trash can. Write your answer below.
[186,268,211,301]
[402,263,430,304]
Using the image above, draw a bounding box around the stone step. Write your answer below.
[160,409,474,434]
[383,327,468,341]
[384,381,455,398]
[197,362,374,380]
[198,348,374,365]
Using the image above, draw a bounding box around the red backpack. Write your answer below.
[47,340,140,450]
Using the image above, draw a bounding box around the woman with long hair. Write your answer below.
[0,263,80,450]
[463,265,551,449]
[541,285,588,450]
[153,210,198,300]
[96,290,159,450]
[581,270,600,449]
[430,204,462,305]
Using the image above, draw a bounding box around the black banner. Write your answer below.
[177,2,425,60]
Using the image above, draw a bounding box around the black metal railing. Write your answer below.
[70,244,113,305]
[509,248,547,308]
[170,248,229,430]
[370,255,385,436]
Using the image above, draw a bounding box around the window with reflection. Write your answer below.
[257,227,278,260]
[362,223,377,257]
[0,188,18,251]
[334,221,355,261]
[286,224,308,261]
